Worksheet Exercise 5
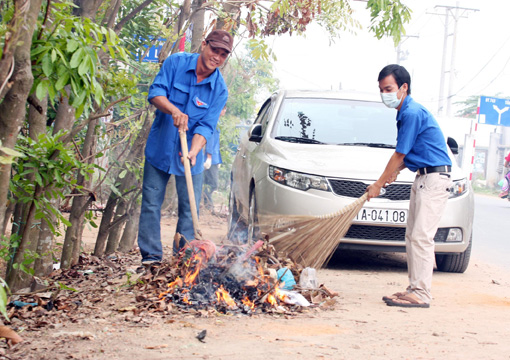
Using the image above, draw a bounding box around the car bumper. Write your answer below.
[257,175,473,254]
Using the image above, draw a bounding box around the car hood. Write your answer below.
[260,139,466,182]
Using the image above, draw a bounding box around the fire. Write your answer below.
[184,254,203,285]
[241,296,255,310]
[215,285,237,308]
[158,249,295,313]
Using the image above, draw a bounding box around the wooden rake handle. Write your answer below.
[179,131,201,240]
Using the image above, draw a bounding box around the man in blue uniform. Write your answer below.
[138,30,232,267]
[367,64,453,308]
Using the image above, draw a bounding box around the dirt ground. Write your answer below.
[4,207,510,360]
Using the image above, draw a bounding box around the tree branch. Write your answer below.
[114,0,156,34]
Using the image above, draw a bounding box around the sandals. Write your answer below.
[385,294,430,308]
[382,292,408,302]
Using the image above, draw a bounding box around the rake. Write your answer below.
[263,192,368,269]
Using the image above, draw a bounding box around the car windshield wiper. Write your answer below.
[275,136,325,144]
[338,142,395,148]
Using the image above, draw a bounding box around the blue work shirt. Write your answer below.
[146,52,228,176]
[205,127,222,165]
[395,96,452,172]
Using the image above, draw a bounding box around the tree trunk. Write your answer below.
[104,197,128,254]
[0,0,30,102]
[190,0,205,53]
[0,0,43,289]
[52,86,76,135]
[60,119,98,269]
[118,202,141,253]
[73,0,104,20]
[94,110,151,256]
[93,193,118,256]
[6,185,43,291]
[102,0,122,28]
[159,0,192,62]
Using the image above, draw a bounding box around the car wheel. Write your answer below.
[247,188,259,244]
[227,184,246,244]
[435,233,472,273]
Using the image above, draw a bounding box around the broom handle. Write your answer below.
[179,131,202,240]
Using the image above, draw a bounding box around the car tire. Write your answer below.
[247,188,259,244]
[227,185,246,244]
[435,233,472,273]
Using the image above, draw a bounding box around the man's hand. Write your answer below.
[204,156,212,170]
[366,182,382,201]
[172,109,188,132]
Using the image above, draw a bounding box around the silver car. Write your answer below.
[228,90,474,273]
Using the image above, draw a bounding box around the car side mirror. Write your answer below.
[249,124,263,143]
[447,137,458,155]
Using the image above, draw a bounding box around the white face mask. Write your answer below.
[380,86,403,109]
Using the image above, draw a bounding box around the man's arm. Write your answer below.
[150,96,189,132]
[366,151,406,201]
[187,134,207,166]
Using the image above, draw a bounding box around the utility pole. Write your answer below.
[396,35,419,64]
[432,3,478,117]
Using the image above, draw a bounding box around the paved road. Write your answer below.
[472,193,510,270]
[330,193,510,272]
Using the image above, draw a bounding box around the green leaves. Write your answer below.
[0,140,24,165]
[30,4,131,118]
[366,0,412,46]
[11,131,96,239]
[0,278,10,321]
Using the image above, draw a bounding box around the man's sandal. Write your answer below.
[382,292,408,303]
[385,294,430,308]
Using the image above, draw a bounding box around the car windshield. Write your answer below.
[272,97,398,146]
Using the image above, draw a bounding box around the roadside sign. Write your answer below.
[478,96,510,126]
[134,37,166,63]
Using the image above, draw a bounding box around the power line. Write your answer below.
[450,35,510,96]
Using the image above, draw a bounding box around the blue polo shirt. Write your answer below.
[395,96,451,172]
[146,52,228,176]
[205,127,222,165]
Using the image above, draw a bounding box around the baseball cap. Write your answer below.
[205,30,233,53]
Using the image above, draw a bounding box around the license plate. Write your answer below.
[355,208,408,224]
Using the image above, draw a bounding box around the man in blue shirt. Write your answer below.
[203,107,225,211]
[367,64,453,308]
[138,30,232,268]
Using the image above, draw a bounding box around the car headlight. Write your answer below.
[449,178,468,198]
[269,165,330,191]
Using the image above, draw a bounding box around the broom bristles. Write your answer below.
[262,193,368,269]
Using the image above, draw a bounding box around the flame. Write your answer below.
[266,293,277,306]
[241,296,255,310]
[215,285,237,308]
[159,277,184,298]
[184,255,203,285]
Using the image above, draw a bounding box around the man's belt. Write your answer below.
[417,165,451,175]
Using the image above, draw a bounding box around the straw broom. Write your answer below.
[265,193,368,269]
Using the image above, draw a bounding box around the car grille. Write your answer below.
[345,225,450,242]
[328,179,412,200]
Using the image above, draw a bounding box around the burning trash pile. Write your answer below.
[135,238,339,315]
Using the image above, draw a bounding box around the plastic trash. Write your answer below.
[11,301,37,308]
[277,267,296,290]
[299,267,318,289]
[278,289,311,307]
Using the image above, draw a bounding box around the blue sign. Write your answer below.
[478,96,510,126]
[134,37,166,63]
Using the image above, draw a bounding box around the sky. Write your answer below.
[268,0,510,118]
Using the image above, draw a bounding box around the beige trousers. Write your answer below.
[405,172,452,303]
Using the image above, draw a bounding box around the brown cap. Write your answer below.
[205,30,233,53]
